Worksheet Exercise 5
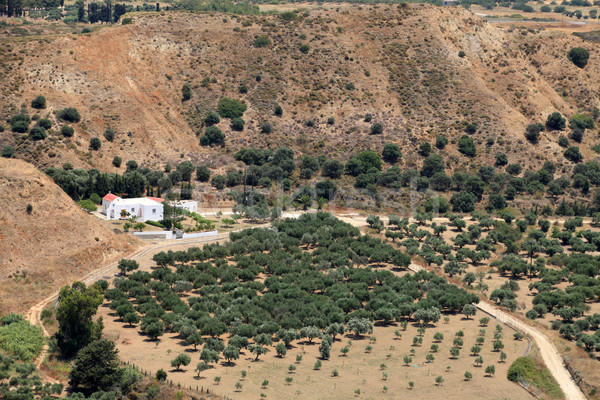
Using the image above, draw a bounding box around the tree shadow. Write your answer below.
[220,361,236,367]
[184,348,199,353]
[374,321,397,327]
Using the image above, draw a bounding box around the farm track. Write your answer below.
[407,263,585,400]
[25,214,587,399]
[26,233,234,382]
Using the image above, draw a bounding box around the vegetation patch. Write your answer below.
[0,313,45,362]
[507,356,564,399]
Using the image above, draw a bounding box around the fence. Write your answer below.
[131,230,218,240]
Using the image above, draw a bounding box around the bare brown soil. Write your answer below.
[1,5,600,177]
[101,306,530,400]
[0,157,138,315]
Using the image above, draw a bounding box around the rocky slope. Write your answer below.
[0,157,138,314]
[0,5,599,174]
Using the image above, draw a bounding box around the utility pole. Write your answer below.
[243,167,247,206]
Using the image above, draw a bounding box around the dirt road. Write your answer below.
[26,213,587,400]
[26,233,233,376]
[406,263,585,400]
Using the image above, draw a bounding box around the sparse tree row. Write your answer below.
[0,0,159,22]
[104,213,477,375]
[5,98,600,218]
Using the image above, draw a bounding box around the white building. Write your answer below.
[101,194,164,222]
[443,0,460,5]
[177,200,198,213]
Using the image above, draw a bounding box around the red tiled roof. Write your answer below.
[146,197,164,203]
[103,193,119,202]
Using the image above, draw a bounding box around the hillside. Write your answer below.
[0,157,138,314]
[1,5,599,176]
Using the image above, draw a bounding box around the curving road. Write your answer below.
[26,233,232,378]
[407,263,585,400]
[25,214,587,400]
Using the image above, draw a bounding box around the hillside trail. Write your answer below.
[25,212,586,399]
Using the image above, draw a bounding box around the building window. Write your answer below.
[152,208,156,214]
[131,208,135,212]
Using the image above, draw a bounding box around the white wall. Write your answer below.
[141,204,163,222]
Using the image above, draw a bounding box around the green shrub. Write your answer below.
[458,135,476,157]
[2,146,14,158]
[300,44,310,53]
[217,98,247,119]
[464,123,478,134]
[568,47,589,68]
[253,35,271,48]
[31,95,46,109]
[435,135,448,149]
[11,114,31,125]
[11,121,29,133]
[204,111,220,126]
[280,11,297,20]
[569,113,594,130]
[122,17,133,25]
[369,122,383,135]
[58,107,81,123]
[507,357,563,398]
[260,122,273,134]
[89,137,101,151]
[458,50,466,58]
[231,117,245,131]
[104,127,115,142]
[546,112,566,130]
[197,165,211,182]
[89,193,102,204]
[211,175,226,190]
[525,123,544,143]
[564,146,583,163]
[29,126,47,141]
[382,143,401,163]
[113,156,122,168]
[61,125,74,137]
[37,118,52,130]
[200,126,225,146]
[0,319,45,361]
[146,220,165,228]
[182,83,191,101]
[78,199,97,212]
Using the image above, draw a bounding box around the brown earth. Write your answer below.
[0,157,139,315]
[1,5,600,176]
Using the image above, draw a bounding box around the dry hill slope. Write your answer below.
[0,5,599,174]
[0,158,138,314]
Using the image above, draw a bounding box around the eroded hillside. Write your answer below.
[0,158,138,314]
[0,5,599,175]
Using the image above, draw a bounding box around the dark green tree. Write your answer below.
[69,339,123,393]
[55,282,104,358]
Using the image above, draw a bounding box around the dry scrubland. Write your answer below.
[1,4,600,175]
[0,157,138,315]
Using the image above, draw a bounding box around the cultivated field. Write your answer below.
[101,295,530,400]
